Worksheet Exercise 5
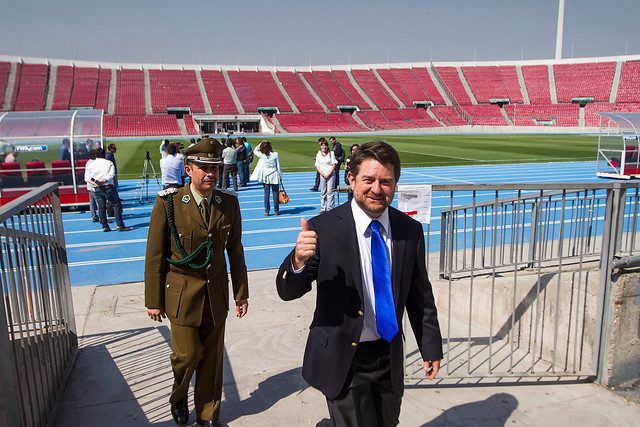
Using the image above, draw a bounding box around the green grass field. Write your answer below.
[109,133,598,180]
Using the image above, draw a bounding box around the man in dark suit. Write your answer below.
[145,138,249,427]
[276,140,442,426]
[329,136,345,190]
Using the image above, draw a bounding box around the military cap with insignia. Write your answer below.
[182,137,223,164]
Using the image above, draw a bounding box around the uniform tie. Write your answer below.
[370,220,398,342]
[200,198,209,226]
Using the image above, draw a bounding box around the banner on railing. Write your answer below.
[397,184,432,224]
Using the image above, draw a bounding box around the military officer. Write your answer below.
[145,137,249,427]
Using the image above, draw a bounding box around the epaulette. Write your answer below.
[158,187,179,198]
[216,188,238,198]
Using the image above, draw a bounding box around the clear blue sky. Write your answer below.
[1,0,638,66]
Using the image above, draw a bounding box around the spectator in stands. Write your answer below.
[60,138,72,162]
[315,138,337,212]
[309,138,324,192]
[235,137,247,187]
[159,139,170,158]
[105,143,119,189]
[330,136,345,190]
[4,147,18,163]
[222,139,238,191]
[160,143,185,190]
[251,140,282,216]
[85,148,131,232]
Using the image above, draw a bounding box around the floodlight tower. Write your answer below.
[555,0,566,60]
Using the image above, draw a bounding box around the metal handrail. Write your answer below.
[0,182,77,427]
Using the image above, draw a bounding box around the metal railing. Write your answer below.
[0,183,77,427]
[401,182,640,382]
[438,183,639,279]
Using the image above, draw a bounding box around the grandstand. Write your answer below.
[1,54,639,136]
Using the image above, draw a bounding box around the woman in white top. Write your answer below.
[315,138,337,212]
[250,140,282,216]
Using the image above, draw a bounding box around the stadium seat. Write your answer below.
[25,161,52,187]
[51,160,74,185]
[75,159,89,185]
[0,162,25,188]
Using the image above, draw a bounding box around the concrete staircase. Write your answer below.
[298,73,329,113]
[548,64,558,104]
[107,69,117,115]
[456,66,478,105]
[195,69,213,114]
[346,70,377,110]
[515,65,531,104]
[371,68,405,108]
[223,70,244,114]
[610,61,623,104]
[45,65,57,110]
[272,70,299,113]
[2,62,17,111]
[143,69,152,115]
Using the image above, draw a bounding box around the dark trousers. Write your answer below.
[314,171,320,189]
[222,164,238,191]
[326,339,402,427]
[333,162,342,190]
[94,185,125,229]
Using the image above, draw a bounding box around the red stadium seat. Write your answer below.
[1,162,25,188]
[51,160,74,185]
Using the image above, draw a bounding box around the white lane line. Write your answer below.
[68,242,297,267]
[67,238,148,248]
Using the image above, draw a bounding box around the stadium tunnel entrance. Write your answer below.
[192,114,266,135]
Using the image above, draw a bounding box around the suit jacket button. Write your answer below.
[358,310,364,316]
[351,342,358,347]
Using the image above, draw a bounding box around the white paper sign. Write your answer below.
[397,185,432,224]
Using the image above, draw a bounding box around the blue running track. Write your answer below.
[63,161,603,287]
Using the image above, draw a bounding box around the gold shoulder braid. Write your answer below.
[165,193,213,269]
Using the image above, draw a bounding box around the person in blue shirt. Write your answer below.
[60,138,71,162]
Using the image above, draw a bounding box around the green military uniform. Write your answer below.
[144,138,248,423]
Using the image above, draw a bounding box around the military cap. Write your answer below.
[182,137,223,164]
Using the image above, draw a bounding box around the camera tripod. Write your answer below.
[140,150,160,203]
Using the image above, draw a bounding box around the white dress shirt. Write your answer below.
[350,198,393,342]
[84,158,115,186]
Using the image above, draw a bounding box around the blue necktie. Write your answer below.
[370,220,398,342]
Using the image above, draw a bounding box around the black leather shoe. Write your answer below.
[170,395,189,425]
[196,418,224,426]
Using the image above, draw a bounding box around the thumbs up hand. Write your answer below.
[293,218,317,270]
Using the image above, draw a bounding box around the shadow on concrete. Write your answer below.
[54,326,172,426]
[422,393,518,426]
